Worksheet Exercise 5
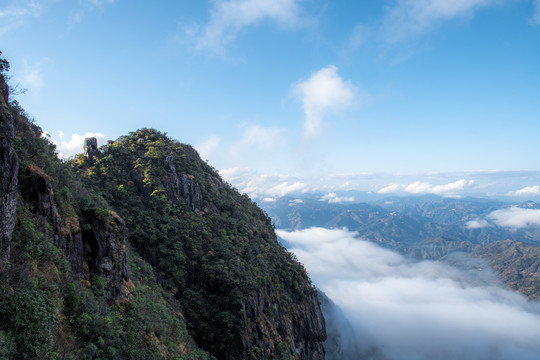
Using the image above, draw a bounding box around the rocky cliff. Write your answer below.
[0,52,325,358]
[13,127,128,302]
[77,129,327,359]
[0,73,18,265]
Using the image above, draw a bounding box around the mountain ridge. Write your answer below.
[0,66,326,360]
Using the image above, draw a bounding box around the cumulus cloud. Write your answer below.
[508,185,540,197]
[320,192,354,204]
[193,0,303,53]
[381,0,496,42]
[292,65,358,137]
[57,132,107,158]
[277,227,540,360]
[378,179,475,197]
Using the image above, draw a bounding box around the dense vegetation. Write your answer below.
[0,89,212,359]
[71,128,315,358]
[0,52,323,359]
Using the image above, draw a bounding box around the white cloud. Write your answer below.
[219,167,307,199]
[466,218,490,229]
[508,185,540,197]
[487,206,540,228]
[378,179,475,197]
[194,0,303,53]
[320,192,354,204]
[266,181,306,197]
[381,0,496,42]
[57,132,107,158]
[292,65,358,137]
[277,227,540,360]
[195,135,220,160]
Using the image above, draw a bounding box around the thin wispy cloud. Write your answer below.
[533,0,540,24]
[193,0,304,53]
[377,179,475,197]
[232,125,287,152]
[292,65,359,138]
[277,227,540,360]
[0,0,45,36]
[381,0,496,42]
[195,135,220,160]
[205,125,288,171]
[68,0,117,26]
[17,59,51,92]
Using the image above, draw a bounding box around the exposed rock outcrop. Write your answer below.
[239,283,326,360]
[19,164,128,301]
[82,209,128,301]
[20,166,85,278]
[165,155,204,212]
[84,137,100,160]
[0,74,18,265]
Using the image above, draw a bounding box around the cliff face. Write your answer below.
[80,129,327,359]
[240,283,326,360]
[82,209,128,300]
[0,74,18,265]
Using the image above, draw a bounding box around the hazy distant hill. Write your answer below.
[262,196,540,299]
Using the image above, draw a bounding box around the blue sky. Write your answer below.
[2,0,540,200]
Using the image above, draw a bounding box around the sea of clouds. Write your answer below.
[277,227,540,360]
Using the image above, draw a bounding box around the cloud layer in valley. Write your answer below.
[467,206,540,229]
[277,227,540,360]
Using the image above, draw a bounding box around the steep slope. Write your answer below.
[0,58,325,358]
[1,71,212,359]
[0,67,18,265]
[73,129,326,359]
[473,240,540,300]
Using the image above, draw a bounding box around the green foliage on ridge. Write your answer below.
[1,100,213,359]
[74,128,313,358]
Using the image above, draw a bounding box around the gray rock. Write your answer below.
[0,74,18,265]
[84,137,100,159]
[166,155,204,212]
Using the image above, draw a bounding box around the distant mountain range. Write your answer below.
[261,196,540,300]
